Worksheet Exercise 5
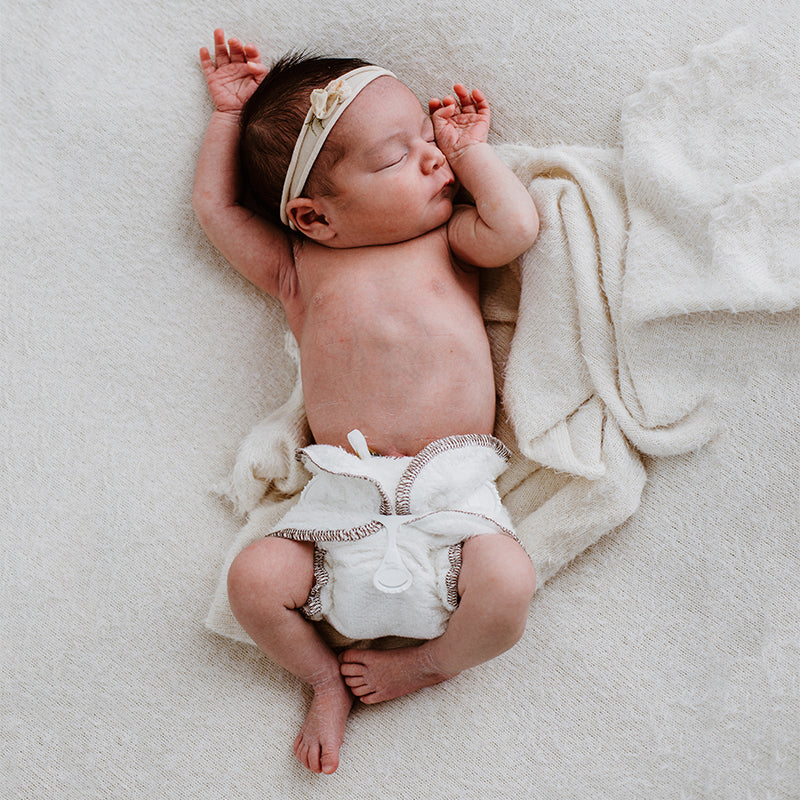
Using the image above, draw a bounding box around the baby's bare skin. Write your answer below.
[284,229,496,456]
[196,30,539,774]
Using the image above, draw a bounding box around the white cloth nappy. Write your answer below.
[268,432,517,641]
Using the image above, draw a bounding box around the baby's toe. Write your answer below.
[339,659,366,678]
[320,745,340,774]
[306,743,323,773]
[293,734,317,773]
[338,648,363,664]
[348,682,374,698]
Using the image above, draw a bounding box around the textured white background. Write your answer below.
[2,0,798,797]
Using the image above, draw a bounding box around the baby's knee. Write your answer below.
[494,554,536,637]
[227,537,314,615]
[495,551,535,645]
[459,535,536,633]
[463,535,536,601]
[507,550,537,605]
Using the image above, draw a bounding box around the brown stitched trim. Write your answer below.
[301,545,328,620]
[295,449,393,514]
[408,508,519,542]
[445,542,463,609]
[269,519,384,543]
[395,434,511,514]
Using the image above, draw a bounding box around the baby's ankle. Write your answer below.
[307,663,348,694]
[416,642,461,683]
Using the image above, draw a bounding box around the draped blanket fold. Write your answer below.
[206,26,800,644]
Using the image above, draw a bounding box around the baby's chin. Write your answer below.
[422,196,455,232]
[321,201,454,248]
[408,207,453,240]
[388,193,454,239]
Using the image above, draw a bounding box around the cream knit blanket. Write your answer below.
[206,27,799,643]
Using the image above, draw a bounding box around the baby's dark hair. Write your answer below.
[239,52,372,223]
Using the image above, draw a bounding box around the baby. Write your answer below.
[194,29,539,775]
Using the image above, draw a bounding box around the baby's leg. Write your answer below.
[339,534,536,703]
[227,537,352,774]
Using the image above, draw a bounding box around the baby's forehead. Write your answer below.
[366,75,421,103]
[333,77,428,146]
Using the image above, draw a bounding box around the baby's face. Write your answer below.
[313,77,456,246]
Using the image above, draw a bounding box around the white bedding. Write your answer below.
[3,2,798,797]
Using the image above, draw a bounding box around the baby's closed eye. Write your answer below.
[377,151,408,170]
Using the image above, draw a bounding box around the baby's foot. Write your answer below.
[338,645,457,704]
[293,676,353,774]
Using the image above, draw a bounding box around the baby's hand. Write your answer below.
[199,29,268,114]
[429,85,490,161]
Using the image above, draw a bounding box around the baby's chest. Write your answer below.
[299,238,476,317]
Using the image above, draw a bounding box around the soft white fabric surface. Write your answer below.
[263,435,513,641]
[208,24,798,638]
[3,1,798,798]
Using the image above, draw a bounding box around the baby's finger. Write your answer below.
[243,43,262,63]
[213,28,230,65]
[452,84,477,113]
[247,61,269,83]
[199,46,214,74]
[228,37,246,62]
[430,100,456,121]
[431,103,458,120]
[471,87,490,112]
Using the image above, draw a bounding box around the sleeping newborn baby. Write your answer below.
[194,29,539,775]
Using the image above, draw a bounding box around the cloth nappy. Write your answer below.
[268,431,517,641]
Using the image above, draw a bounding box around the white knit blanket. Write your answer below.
[206,27,800,643]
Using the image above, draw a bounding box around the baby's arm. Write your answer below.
[193,30,293,298]
[430,86,538,268]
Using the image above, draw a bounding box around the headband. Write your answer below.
[279,65,396,229]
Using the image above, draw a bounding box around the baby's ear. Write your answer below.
[286,198,335,242]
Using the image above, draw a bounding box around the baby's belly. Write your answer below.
[300,314,496,456]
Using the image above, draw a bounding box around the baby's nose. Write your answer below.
[423,144,446,172]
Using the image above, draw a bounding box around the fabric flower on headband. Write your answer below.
[280,65,395,228]
[309,78,354,121]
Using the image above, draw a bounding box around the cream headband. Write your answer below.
[279,65,396,229]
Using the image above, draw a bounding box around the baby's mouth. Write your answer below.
[439,178,457,198]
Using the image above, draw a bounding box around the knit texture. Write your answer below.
[3,3,798,798]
